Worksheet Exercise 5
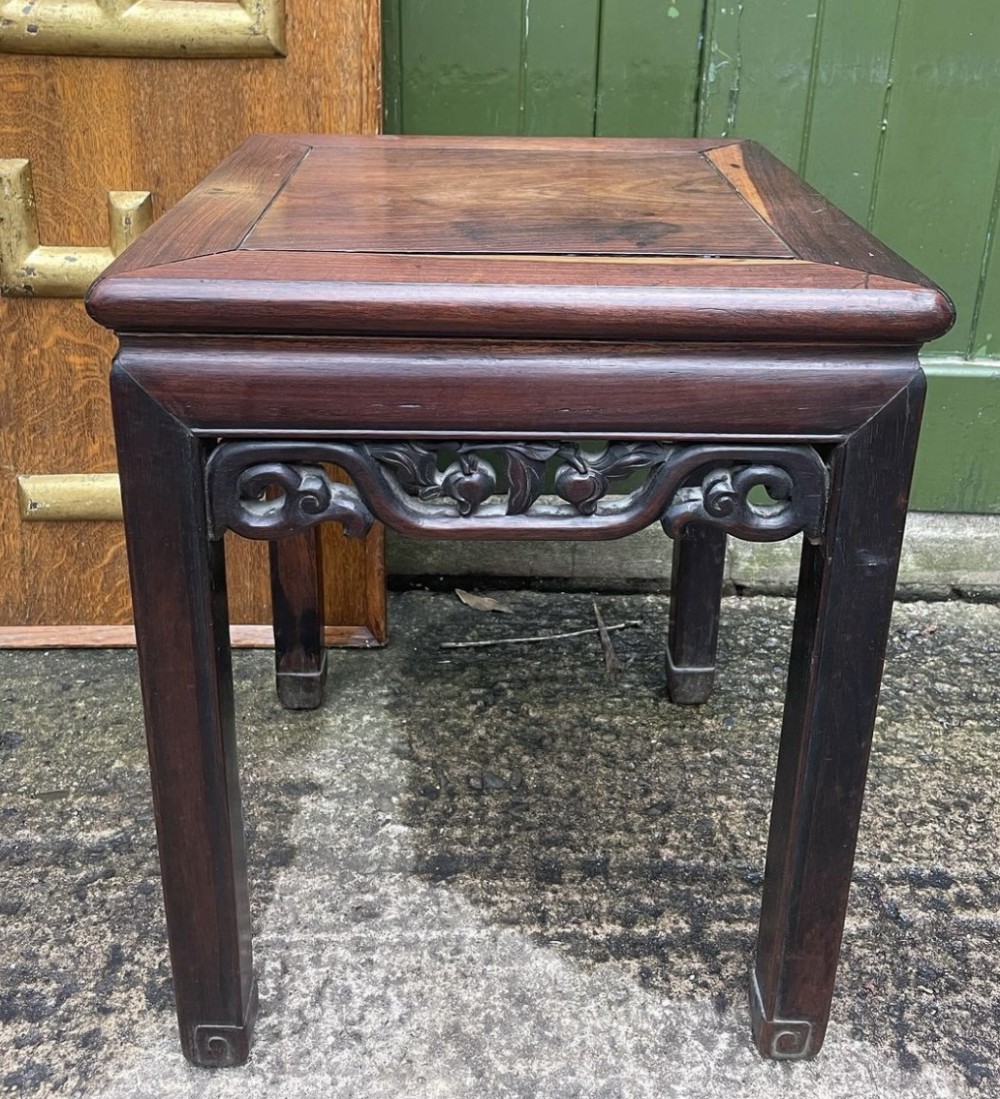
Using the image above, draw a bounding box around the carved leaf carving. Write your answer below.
[590,442,670,479]
[503,444,559,514]
[366,442,439,494]
[506,455,543,514]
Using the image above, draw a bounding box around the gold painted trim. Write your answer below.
[0,0,285,58]
[0,160,152,298]
[17,474,123,521]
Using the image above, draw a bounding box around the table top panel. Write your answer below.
[242,143,792,259]
[87,134,955,345]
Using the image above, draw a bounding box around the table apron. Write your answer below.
[115,338,923,440]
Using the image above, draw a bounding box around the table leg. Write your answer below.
[111,367,257,1067]
[270,529,327,709]
[666,524,727,703]
[751,377,924,1059]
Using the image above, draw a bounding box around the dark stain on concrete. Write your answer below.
[387,592,1000,1089]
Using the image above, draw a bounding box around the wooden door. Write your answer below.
[0,0,386,645]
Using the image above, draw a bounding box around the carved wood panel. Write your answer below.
[0,0,384,637]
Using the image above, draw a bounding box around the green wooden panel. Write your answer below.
[521,0,600,135]
[397,0,524,135]
[799,0,898,224]
[389,0,603,137]
[697,0,821,168]
[968,177,1000,361]
[387,0,1000,360]
[870,0,1000,357]
[381,0,403,134]
[696,0,1000,366]
[386,0,708,139]
[595,0,704,137]
[911,360,1000,513]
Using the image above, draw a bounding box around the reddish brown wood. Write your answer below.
[113,338,922,439]
[86,136,954,345]
[89,135,954,1069]
[298,133,740,153]
[666,525,727,704]
[97,136,311,274]
[243,142,791,257]
[110,366,255,1067]
[111,253,901,289]
[270,531,327,710]
[707,143,940,289]
[751,376,925,1059]
[90,273,950,343]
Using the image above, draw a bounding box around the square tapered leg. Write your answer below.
[751,379,924,1059]
[666,524,727,704]
[270,529,328,710]
[112,368,257,1068]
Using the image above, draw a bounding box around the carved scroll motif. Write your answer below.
[659,449,829,541]
[749,971,814,1061]
[206,440,829,545]
[214,462,374,541]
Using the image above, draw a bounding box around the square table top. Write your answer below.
[88,134,953,346]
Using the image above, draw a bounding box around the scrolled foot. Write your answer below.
[749,970,816,1060]
[184,982,259,1067]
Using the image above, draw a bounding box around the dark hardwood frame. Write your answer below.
[90,135,952,1068]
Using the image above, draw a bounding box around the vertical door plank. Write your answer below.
[910,364,1000,513]
[320,467,387,643]
[869,0,1000,356]
[521,0,600,135]
[381,0,404,134]
[799,0,899,224]
[697,0,820,166]
[595,0,705,137]
[398,0,523,134]
[2,301,131,626]
[967,168,1000,360]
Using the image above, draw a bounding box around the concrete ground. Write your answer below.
[1,591,999,1098]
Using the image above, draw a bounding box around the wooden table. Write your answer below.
[86,135,953,1067]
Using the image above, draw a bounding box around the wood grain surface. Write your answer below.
[0,624,382,649]
[87,136,954,345]
[244,141,791,256]
[0,0,383,632]
[706,143,939,289]
[114,336,922,440]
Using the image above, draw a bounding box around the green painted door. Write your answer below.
[383,0,1000,512]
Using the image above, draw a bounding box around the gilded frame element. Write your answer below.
[0,159,152,297]
[0,0,286,58]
